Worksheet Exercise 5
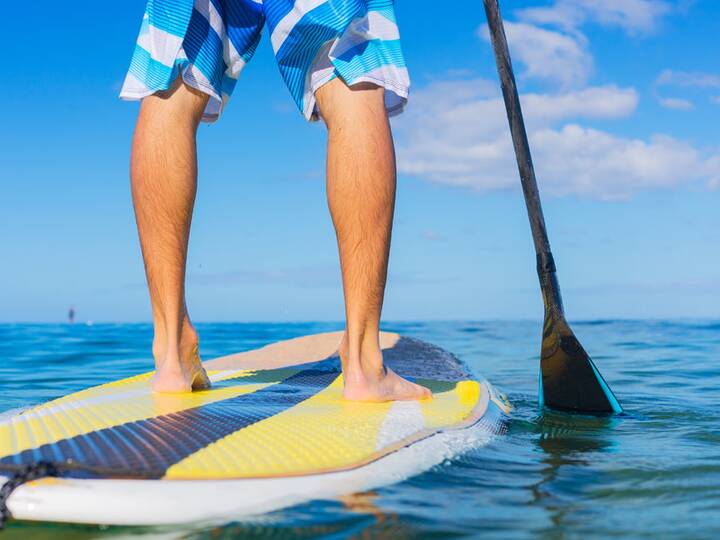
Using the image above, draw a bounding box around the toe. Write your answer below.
[418,383,432,399]
[407,381,431,400]
[396,379,431,401]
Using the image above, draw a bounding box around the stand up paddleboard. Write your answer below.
[0,332,510,526]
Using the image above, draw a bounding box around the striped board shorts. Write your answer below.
[120,0,410,122]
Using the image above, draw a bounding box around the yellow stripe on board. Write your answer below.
[420,380,481,430]
[0,368,301,460]
[165,375,395,478]
[165,377,482,479]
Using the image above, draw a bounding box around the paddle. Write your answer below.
[482,0,622,414]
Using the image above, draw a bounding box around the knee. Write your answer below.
[316,80,387,131]
[138,79,209,130]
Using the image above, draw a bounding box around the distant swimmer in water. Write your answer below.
[120,0,431,402]
[68,306,75,325]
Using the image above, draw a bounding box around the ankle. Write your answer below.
[339,329,384,379]
[179,319,199,348]
[152,316,199,363]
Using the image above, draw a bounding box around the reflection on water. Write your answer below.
[531,412,617,536]
[1,320,719,539]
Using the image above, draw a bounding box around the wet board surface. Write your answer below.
[0,331,510,525]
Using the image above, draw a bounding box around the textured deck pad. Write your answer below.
[0,334,486,480]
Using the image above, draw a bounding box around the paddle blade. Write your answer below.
[539,315,622,414]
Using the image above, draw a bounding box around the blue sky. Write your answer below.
[1,0,718,323]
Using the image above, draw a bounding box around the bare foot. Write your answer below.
[151,322,211,393]
[343,366,432,402]
[339,336,431,402]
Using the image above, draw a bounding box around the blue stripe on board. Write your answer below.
[0,338,470,478]
[0,364,340,478]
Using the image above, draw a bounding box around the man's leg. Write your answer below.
[316,80,431,402]
[130,80,211,393]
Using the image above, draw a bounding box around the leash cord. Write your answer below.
[0,462,59,529]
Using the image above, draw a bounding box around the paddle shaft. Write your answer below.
[482,0,563,314]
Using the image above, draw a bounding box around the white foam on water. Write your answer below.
[365,421,498,487]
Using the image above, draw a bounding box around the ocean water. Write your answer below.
[1,320,719,539]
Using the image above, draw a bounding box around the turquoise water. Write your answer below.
[1,320,719,539]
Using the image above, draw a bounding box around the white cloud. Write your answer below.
[656,70,720,88]
[522,85,638,122]
[531,127,709,198]
[479,22,591,88]
[706,156,720,190]
[516,0,672,35]
[420,230,444,242]
[397,6,718,200]
[658,97,694,110]
[654,70,719,109]
[395,79,719,200]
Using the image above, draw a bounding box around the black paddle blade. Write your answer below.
[540,315,623,414]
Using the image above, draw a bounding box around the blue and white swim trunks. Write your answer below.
[120,0,410,122]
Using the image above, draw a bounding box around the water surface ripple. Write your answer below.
[1,320,718,539]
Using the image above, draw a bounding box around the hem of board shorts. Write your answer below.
[307,75,409,123]
[119,61,227,124]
